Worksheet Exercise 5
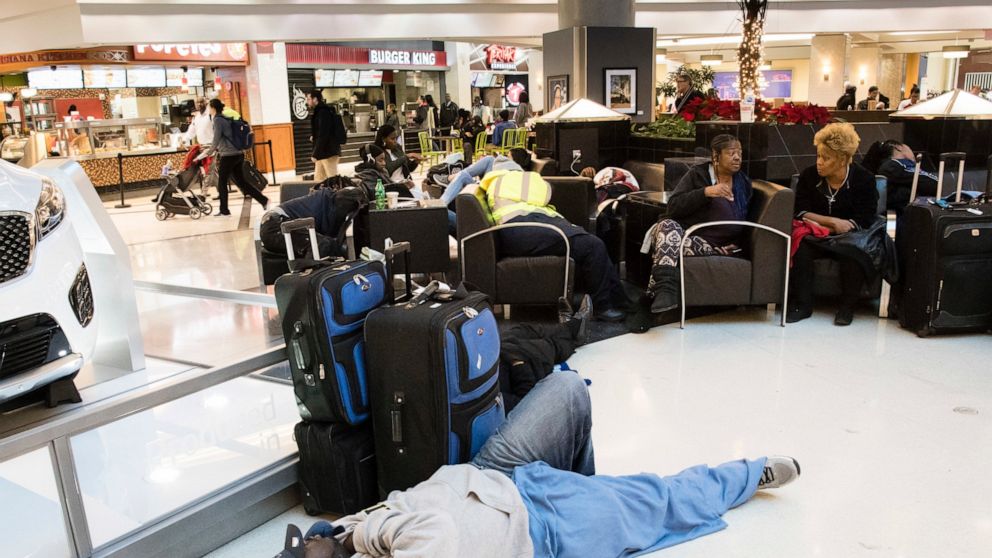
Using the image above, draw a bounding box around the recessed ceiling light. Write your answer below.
[942,45,970,59]
[888,30,959,36]
[701,54,723,67]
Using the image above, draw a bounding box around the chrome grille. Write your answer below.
[0,213,33,284]
[0,325,53,381]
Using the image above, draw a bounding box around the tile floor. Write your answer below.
[57,182,992,556]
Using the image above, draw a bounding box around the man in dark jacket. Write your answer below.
[307,89,347,181]
[646,134,753,313]
[439,93,459,129]
[259,186,366,259]
[672,73,706,113]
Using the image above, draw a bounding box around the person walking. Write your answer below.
[209,98,268,216]
[307,89,347,181]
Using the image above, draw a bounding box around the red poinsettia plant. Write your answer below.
[678,97,773,123]
[764,103,833,125]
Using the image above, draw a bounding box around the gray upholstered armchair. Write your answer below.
[677,180,796,327]
[456,192,575,307]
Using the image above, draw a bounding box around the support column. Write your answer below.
[558,0,634,28]
[878,53,906,105]
[245,42,295,175]
[444,42,473,111]
[808,34,848,107]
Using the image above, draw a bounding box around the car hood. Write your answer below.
[0,159,43,213]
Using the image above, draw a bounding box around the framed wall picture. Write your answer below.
[547,74,569,111]
[604,68,636,114]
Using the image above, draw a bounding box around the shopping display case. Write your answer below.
[54,117,169,158]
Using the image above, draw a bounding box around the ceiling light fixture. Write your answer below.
[942,45,970,59]
[20,88,37,99]
[657,33,813,48]
[758,61,772,71]
[701,54,724,67]
[888,30,959,36]
[656,49,668,64]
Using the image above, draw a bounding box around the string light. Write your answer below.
[736,0,768,98]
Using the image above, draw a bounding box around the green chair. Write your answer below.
[493,128,517,156]
[512,128,528,150]
[473,131,488,160]
[418,130,445,167]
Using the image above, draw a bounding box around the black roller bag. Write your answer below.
[294,421,378,516]
[898,152,992,337]
[365,284,506,495]
[275,217,391,424]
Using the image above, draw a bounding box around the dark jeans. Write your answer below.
[259,213,338,259]
[500,214,625,311]
[217,153,268,214]
[790,241,866,312]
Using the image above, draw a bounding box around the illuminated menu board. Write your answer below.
[358,70,383,87]
[315,69,335,87]
[166,68,204,87]
[28,68,84,89]
[334,69,360,87]
[83,67,127,88]
[126,67,166,87]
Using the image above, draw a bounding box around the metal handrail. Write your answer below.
[0,345,286,458]
[133,280,277,308]
[677,220,792,329]
[460,220,572,301]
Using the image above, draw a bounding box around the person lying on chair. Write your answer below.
[295,371,801,558]
[645,134,754,314]
[465,149,628,322]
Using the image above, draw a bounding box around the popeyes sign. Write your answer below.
[133,43,249,63]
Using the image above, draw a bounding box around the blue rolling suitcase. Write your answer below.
[364,284,505,494]
[274,217,392,424]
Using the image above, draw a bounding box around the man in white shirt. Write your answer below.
[897,87,921,111]
[183,98,214,146]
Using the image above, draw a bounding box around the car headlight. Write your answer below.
[36,179,66,239]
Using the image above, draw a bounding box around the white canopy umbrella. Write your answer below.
[535,98,631,123]
[891,89,992,120]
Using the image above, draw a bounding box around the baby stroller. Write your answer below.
[154,147,214,220]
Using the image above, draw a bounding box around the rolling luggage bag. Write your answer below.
[294,420,378,515]
[365,284,505,494]
[275,218,409,424]
[898,152,992,337]
[242,157,269,190]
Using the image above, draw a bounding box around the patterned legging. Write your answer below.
[648,219,723,289]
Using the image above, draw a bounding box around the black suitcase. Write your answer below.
[294,421,378,515]
[364,285,505,494]
[275,218,393,424]
[242,157,269,190]
[898,152,992,337]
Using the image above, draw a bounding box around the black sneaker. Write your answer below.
[757,456,801,490]
[568,295,593,344]
[834,307,854,326]
[785,307,812,323]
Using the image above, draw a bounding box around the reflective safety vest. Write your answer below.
[478,170,561,224]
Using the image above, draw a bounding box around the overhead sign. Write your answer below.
[470,44,530,73]
[369,49,437,66]
[286,44,448,69]
[133,43,249,63]
[0,48,131,73]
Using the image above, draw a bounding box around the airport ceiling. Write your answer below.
[1,0,990,54]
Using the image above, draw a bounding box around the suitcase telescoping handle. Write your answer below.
[384,241,413,303]
[937,152,967,203]
[909,153,923,205]
[281,217,321,262]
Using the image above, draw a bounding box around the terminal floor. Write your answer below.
[102,186,992,558]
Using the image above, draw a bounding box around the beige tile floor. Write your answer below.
[106,180,992,558]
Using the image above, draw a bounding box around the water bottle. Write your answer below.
[375,179,386,210]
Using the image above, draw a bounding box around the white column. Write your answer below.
[808,34,848,107]
[246,42,291,125]
[528,50,545,112]
[445,42,474,111]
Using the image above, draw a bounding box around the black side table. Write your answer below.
[354,205,450,275]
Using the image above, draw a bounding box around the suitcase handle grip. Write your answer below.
[939,152,967,162]
[281,217,316,234]
[391,392,405,443]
